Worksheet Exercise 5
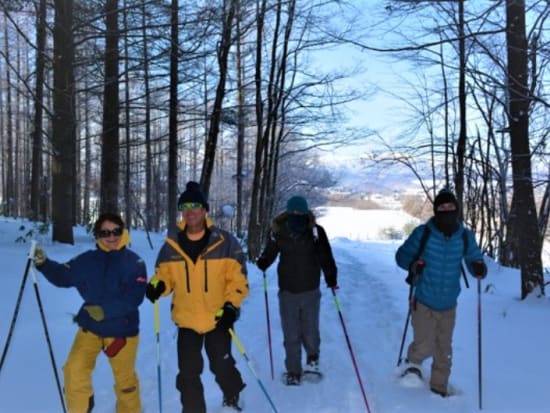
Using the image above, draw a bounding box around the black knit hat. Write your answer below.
[433,188,458,213]
[178,181,209,211]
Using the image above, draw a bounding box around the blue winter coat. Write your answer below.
[395,219,483,311]
[37,231,147,337]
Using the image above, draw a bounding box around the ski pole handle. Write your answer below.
[29,240,38,261]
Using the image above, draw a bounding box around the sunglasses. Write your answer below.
[97,227,123,238]
[178,202,204,211]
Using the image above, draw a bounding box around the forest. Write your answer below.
[0,0,548,298]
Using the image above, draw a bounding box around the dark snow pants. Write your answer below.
[278,288,321,375]
[176,326,245,413]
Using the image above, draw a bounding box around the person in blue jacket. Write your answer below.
[395,189,487,397]
[33,212,147,413]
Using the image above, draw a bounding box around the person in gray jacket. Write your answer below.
[395,188,487,397]
[256,195,338,385]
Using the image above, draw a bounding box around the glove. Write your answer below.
[84,305,104,322]
[405,259,425,285]
[326,276,338,289]
[471,260,487,279]
[33,245,47,266]
[145,279,166,303]
[409,259,425,276]
[215,302,238,330]
[256,258,269,272]
[103,337,127,358]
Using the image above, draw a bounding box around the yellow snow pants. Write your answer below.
[63,328,142,413]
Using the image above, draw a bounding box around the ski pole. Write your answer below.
[228,328,278,413]
[154,301,163,413]
[477,278,482,410]
[331,288,372,413]
[397,284,415,367]
[262,271,274,380]
[28,242,67,413]
[0,241,34,375]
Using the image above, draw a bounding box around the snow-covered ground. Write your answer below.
[0,207,548,413]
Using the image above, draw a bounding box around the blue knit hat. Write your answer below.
[178,181,209,211]
[286,195,309,214]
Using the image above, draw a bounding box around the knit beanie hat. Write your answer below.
[433,188,458,213]
[178,181,209,211]
[286,195,309,214]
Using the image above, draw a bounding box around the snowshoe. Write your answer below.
[430,384,461,398]
[302,370,323,383]
[398,364,424,388]
[400,366,422,379]
[302,354,323,383]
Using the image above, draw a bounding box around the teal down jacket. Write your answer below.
[395,219,483,311]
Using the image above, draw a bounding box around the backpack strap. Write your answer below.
[416,226,431,261]
[460,229,470,288]
[405,226,431,285]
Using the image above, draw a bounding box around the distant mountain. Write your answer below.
[328,160,421,195]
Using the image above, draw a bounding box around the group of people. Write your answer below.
[33,183,487,413]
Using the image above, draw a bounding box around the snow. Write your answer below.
[0,207,548,413]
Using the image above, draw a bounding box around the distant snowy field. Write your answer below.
[316,207,418,241]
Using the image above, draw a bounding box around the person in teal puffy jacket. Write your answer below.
[395,189,487,397]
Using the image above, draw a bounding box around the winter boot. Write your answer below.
[222,394,243,411]
[284,372,301,386]
[430,387,448,398]
[305,354,320,374]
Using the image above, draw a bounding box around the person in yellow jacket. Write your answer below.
[33,212,147,413]
[146,181,249,413]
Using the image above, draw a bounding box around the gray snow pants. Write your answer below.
[278,288,321,374]
[407,301,457,393]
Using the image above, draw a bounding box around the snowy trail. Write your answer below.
[2,212,549,413]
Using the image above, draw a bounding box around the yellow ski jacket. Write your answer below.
[151,218,248,333]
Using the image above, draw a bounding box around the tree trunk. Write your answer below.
[100,0,120,214]
[505,0,544,298]
[141,0,153,233]
[51,0,75,244]
[167,0,179,230]
[3,17,15,217]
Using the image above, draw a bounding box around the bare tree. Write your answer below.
[51,0,75,243]
[100,0,120,213]
[200,0,237,196]
[30,0,47,221]
[505,0,544,298]
[167,0,179,229]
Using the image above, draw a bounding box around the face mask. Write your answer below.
[434,210,459,236]
[287,214,308,235]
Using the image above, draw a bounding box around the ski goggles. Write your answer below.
[97,227,123,238]
[178,202,204,211]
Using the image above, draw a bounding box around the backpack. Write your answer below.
[405,225,469,286]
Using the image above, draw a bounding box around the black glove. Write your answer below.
[410,259,425,276]
[145,280,165,303]
[216,302,238,330]
[471,260,487,279]
[326,276,338,289]
[256,258,269,272]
